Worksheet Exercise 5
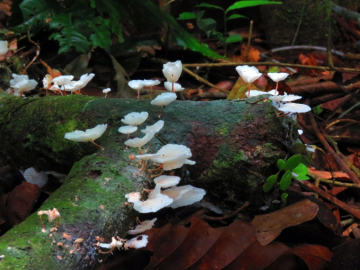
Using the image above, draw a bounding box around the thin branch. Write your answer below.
[308,112,360,184]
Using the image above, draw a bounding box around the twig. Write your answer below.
[291,0,306,46]
[309,112,360,184]
[21,31,40,75]
[182,66,229,94]
[298,180,360,219]
[201,201,249,221]
[308,172,360,188]
[264,45,345,57]
[246,20,253,61]
[338,101,360,119]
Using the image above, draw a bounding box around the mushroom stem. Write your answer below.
[39,216,45,230]
[151,169,164,178]
[145,139,153,152]
[148,163,164,173]
[275,82,279,95]
[150,86,153,99]
[172,82,174,93]
[159,106,164,118]
[248,83,251,97]
[90,141,105,151]
[137,90,140,99]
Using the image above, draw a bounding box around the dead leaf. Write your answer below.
[251,200,319,246]
[291,244,333,270]
[308,167,350,180]
[63,233,72,240]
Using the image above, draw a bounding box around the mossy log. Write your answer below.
[0,92,296,269]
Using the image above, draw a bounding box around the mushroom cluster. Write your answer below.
[43,73,95,95]
[235,65,311,116]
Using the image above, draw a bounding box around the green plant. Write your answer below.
[9,0,223,58]
[263,154,310,202]
[178,0,282,55]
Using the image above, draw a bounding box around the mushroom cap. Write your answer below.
[184,159,196,165]
[162,60,182,83]
[133,193,173,213]
[121,112,149,126]
[235,65,262,83]
[12,79,38,96]
[43,75,52,88]
[23,167,49,188]
[135,153,160,160]
[142,79,161,87]
[102,88,111,93]
[118,125,137,134]
[125,192,142,203]
[48,208,61,222]
[63,73,95,91]
[161,185,193,201]
[128,218,157,235]
[64,124,108,142]
[152,144,192,163]
[269,95,287,102]
[141,120,164,134]
[154,175,181,188]
[298,129,304,135]
[99,237,123,249]
[125,131,155,148]
[150,92,177,107]
[282,95,302,102]
[164,81,184,92]
[128,80,145,90]
[0,40,8,56]
[244,90,268,97]
[169,185,206,209]
[52,75,74,86]
[278,103,311,113]
[126,235,148,249]
[267,72,289,82]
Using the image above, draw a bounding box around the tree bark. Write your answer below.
[0,92,295,269]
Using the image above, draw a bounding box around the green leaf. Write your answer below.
[281,192,288,201]
[93,0,124,41]
[285,154,303,170]
[210,30,225,42]
[263,174,277,192]
[50,30,91,54]
[292,163,308,176]
[196,3,224,11]
[197,18,217,33]
[277,159,286,170]
[225,34,243,43]
[291,143,306,154]
[268,66,280,73]
[313,104,323,115]
[177,12,198,20]
[226,14,247,20]
[134,0,223,59]
[10,0,61,33]
[279,170,292,191]
[87,18,112,50]
[296,175,310,180]
[226,1,282,14]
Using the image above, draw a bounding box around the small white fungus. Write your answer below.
[128,218,157,235]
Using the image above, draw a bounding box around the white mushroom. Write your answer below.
[164,81,184,92]
[128,218,157,235]
[61,73,95,93]
[167,185,206,209]
[52,75,74,86]
[124,131,155,151]
[22,167,48,188]
[121,112,149,126]
[161,185,193,201]
[64,124,107,150]
[267,72,289,82]
[125,192,142,203]
[235,65,262,83]
[102,88,111,97]
[151,144,194,171]
[10,74,38,97]
[244,90,268,97]
[135,153,161,160]
[118,126,138,137]
[151,92,177,107]
[141,120,164,134]
[154,175,181,188]
[0,40,8,56]
[133,192,173,213]
[125,235,148,249]
[128,80,145,99]
[278,103,311,113]
[281,95,302,102]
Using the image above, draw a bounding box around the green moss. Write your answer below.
[234,151,248,162]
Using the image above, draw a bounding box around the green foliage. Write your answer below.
[10,0,222,58]
[263,150,310,197]
[313,104,324,115]
[262,174,278,192]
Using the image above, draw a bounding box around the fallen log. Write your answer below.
[0,92,295,269]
